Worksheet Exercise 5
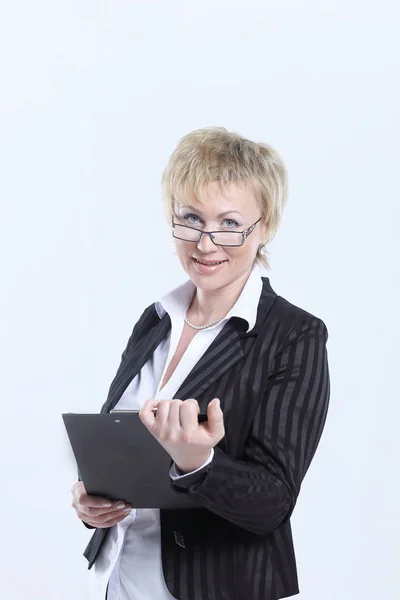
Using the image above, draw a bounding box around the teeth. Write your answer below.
[196,259,224,266]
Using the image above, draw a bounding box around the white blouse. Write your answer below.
[89,265,262,600]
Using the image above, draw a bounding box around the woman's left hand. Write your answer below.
[139,398,225,473]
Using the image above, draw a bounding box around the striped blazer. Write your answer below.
[81,276,330,600]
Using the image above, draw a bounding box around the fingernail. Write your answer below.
[123,507,131,513]
[214,398,220,409]
[116,502,125,509]
[103,502,112,508]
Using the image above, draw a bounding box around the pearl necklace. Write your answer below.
[184,309,224,330]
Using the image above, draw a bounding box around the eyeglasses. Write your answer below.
[172,216,262,247]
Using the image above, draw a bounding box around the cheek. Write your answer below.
[235,239,259,262]
[174,240,192,259]
[251,234,263,252]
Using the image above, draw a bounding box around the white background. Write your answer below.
[0,2,399,599]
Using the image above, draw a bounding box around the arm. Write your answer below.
[170,449,214,479]
[170,318,330,535]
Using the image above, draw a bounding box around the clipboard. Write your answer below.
[62,411,204,509]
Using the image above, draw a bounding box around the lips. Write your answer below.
[192,257,228,275]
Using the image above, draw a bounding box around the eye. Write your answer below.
[183,213,202,225]
[223,218,240,228]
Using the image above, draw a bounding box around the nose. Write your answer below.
[196,232,216,252]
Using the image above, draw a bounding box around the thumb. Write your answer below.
[207,398,224,438]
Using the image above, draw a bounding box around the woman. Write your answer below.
[71,127,330,600]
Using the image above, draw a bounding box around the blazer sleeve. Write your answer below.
[170,317,330,535]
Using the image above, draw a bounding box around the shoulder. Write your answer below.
[122,303,159,350]
[261,276,328,331]
[274,294,328,331]
[131,303,159,336]
[260,284,329,354]
[119,302,163,361]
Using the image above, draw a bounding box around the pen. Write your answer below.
[152,408,208,422]
[110,408,208,422]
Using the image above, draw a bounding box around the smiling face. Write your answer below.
[173,181,266,292]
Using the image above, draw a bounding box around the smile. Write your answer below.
[192,257,228,274]
[194,259,227,265]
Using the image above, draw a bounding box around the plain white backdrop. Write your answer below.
[0,2,398,599]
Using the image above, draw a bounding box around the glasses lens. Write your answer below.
[172,224,201,242]
[172,224,244,246]
[212,232,243,246]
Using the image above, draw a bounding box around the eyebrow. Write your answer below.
[179,205,243,218]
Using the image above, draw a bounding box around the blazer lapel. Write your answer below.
[102,309,172,413]
[173,319,245,411]
[173,277,277,412]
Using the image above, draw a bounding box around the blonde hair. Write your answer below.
[161,127,288,269]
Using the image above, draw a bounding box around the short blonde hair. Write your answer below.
[161,127,288,269]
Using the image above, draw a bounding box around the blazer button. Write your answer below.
[173,530,186,548]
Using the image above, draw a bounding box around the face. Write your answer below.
[173,181,266,292]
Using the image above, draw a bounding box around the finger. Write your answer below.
[78,508,131,527]
[166,400,183,432]
[72,480,111,508]
[79,501,132,518]
[72,480,86,495]
[102,507,132,525]
[75,492,114,509]
[94,511,132,529]
[139,398,160,428]
[206,398,225,440]
[152,399,172,431]
[180,399,200,435]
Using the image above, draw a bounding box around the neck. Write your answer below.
[188,268,253,323]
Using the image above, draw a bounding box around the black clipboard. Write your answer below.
[62,411,204,509]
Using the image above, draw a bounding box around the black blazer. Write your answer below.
[81,276,330,600]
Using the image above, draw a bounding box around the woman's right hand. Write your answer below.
[71,481,132,528]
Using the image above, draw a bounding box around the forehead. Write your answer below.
[177,181,258,215]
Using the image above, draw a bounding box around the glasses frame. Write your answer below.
[171,216,262,247]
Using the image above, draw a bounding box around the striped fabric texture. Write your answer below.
[81,277,330,600]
